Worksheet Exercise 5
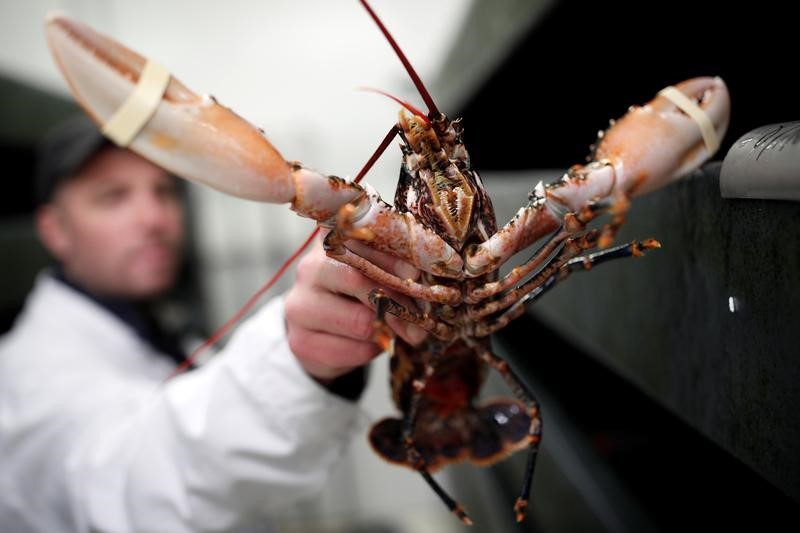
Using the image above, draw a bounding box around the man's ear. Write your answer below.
[36,204,70,261]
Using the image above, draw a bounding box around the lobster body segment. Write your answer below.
[369,340,532,472]
[44,1,731,525]
[395,112,497,252]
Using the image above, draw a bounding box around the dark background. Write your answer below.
[459,0,795,172]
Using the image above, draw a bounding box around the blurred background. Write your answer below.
[1,0,798,532]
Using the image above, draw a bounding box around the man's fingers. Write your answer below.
[286,325,381,378]
[304,256,375,307]
[294,236,428,345]
[381,311,427,345]
[306,253,419,314]
[344,239,420,280]
[286,287,426,346]
[286,236,430,382]
[285,289,375,341]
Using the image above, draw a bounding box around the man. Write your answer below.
[0,116,425,532]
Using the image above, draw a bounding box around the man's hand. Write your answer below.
[284,237,427,382]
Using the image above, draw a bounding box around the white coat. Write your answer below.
[0,273,361,532]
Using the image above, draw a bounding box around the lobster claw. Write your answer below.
[44,13,296,204]
[464,77,732,276]
[595,76,731,197]
[44,13,465,277]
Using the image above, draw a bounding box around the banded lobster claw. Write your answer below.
[591,76,731,197]
[44,13,464,277]
[464,76,731,276]
[45,14,297,204]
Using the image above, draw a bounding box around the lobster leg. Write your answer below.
[405,384,473,524]
[468,230,602,321]
[463,164,617,279]
[466,196,619,304]
[473,239,660,338]
[369,298,473,524]
[418,470,472,526]
[471,344,542,523]
[367,290,455,340]
[465,225,568,304]
[323,231,461,305]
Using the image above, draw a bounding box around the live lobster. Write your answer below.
[43,0,730,524]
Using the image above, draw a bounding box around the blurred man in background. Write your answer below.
[0,115,424,532]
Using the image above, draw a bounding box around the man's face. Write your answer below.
[39,146,185,299]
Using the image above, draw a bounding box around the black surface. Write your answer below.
[458,0,796,172]
[494,313,800,532]
[472,165,800,530]
[1,76,80,331]
[0,75,80,216]
[1,143,37,217]
[503,163,800,504]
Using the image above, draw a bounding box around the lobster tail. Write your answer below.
[369,400,532,472]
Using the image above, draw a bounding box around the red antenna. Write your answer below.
[165,227,320,379]
[360,0,441,118]
[360,87,431,126]
[165,125,400,382]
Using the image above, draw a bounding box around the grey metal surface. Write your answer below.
[483,164,800,502]
[721,121,800,200]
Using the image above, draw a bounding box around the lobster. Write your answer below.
[43,0,730,525]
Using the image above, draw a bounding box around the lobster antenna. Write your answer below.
[164,123,400,382]
[359,87,431,126]
[359,0,441,118]
[164,227,321,380]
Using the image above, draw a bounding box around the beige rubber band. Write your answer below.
[658,86,720,154]
[102,60,170,147]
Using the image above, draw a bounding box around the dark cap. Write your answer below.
[35,114,112,206]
